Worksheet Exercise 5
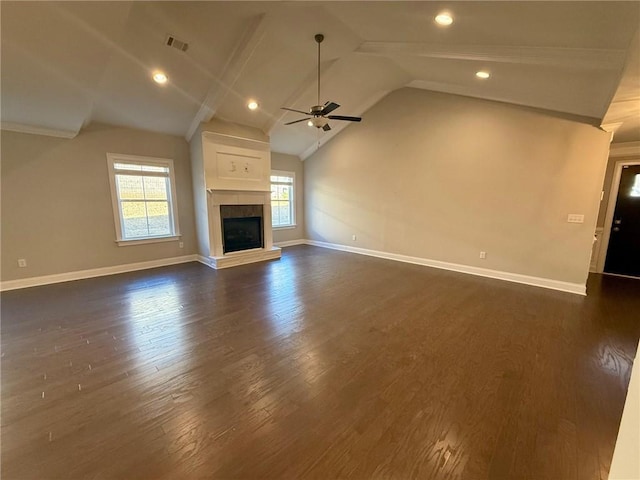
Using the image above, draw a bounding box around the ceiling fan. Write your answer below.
[281,34,362,132]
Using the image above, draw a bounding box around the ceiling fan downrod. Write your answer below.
[315,34,324,107]
[280,33,362,130]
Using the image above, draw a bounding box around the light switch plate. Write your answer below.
[567,214,585,224]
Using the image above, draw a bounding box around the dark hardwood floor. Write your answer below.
[1,245,639,479]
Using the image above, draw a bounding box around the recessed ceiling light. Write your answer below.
[476,71,490,79]
[247,100,259,110]
[152,71,168,84]
[435,12,453,26]
[307,120,314,127]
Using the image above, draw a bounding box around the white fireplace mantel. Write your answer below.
[205,189,281,269]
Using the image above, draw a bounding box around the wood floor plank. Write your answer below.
[1,245,638,479]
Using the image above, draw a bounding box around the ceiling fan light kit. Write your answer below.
[281,33,362,131]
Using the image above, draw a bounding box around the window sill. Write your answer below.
[272,224,297,230]
[116,235,181,247]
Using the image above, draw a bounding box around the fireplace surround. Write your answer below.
[195,129,281,269]
[205,189,280,269]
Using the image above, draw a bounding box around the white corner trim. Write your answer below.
[0,255,199,292]
[274,239,307,248]
[197,255,213,267]
[609,141,640,158]
[609,339,640,480]
[305,239,586,296]
[1,122,78,139]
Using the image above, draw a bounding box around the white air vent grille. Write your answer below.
[166,35,188,52]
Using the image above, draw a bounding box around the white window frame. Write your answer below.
[270,170,296,229]
[107,153,181,246]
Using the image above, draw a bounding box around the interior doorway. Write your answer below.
[599,160,640,278]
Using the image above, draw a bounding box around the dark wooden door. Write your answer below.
[605,164,640,277]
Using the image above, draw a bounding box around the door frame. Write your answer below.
[596,159,640,273]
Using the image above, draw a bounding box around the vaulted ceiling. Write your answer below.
[2,1,639,158]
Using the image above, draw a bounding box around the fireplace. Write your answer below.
[220,205,264,253]
[206,190,280,269]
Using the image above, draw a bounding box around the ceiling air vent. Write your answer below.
[165,35,188,52]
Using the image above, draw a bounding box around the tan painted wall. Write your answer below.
[304,88,611,285]
[1,124,197,281]
[271,152,304,243]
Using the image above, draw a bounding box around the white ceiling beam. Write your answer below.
[356,42,626,70]
[185,13,269,141]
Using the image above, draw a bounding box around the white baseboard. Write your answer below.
[0,255,199,292]
[305,239,586,296]
[1,242,586,296]
[274,239,307,248]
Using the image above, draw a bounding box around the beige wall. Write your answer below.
[271,152,304,243]
[304,88,611,285]
[1,124,197,281]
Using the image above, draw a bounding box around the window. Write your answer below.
[271,170,295,228]
[107,154,180,245]
[631,174,640,197]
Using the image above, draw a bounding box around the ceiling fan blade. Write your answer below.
[284,118,310,125]
[322,123,331,132]
[327,115,362,122]
[281,107,311,115]
[320,102,340,115]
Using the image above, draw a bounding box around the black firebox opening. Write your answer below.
[222,216,263,253]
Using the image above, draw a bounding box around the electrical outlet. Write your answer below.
[18,258,27,268]
[352,234,357,241]
[479,251,486,259]
[179,242,184,249]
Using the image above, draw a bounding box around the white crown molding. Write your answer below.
[1,122,78,139]
[304,239,586,296]
[356,42,626,70]
[0,255,198,291]
[609,141,640,157]
[202,130,270,147]
[601,122,624,134]
[185,14,269,142]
